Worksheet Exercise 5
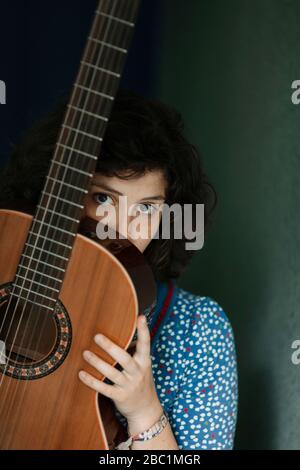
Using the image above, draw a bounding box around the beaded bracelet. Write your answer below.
[115,410,169,450]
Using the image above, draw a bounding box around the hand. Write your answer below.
[78,314,162,423]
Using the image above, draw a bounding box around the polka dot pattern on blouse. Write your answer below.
[114,284,238,450]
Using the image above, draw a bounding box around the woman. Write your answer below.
[0,89,238,450]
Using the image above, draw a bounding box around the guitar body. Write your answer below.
[0,0,151,449]
[0,209,155,449]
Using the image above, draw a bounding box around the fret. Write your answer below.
[92,7,135,51]
[71,84,115,120]
[17,265,63,283]
[80,60,120,78]
[15,274,60,293]
[45,162,92,197]
[88,36,127,54]
[46,175,88,194]
[84,36,126,77]
[25,243,69,262]
[62,123,104,142]
[68,103,109,122]
[51,159,94,178]
[73,84,114,101]
[57,140,99,159]
[13,285,56,302]
[60,121,104,160]
[96,10,135,27]
[26,231,73,250]
[20,254,66,273]
[30,221,76,237]
[42,191,84,209]
[70,87,114,130]
[75,65,119,98]
[10,293,55,311]
[36,205,80,224]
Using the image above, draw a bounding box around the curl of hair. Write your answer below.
[0,88,217,282]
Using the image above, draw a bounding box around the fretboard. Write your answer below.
[13,0,140,311]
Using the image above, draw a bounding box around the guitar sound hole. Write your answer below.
[0,295,57,365]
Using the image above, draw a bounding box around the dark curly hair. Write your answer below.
[0,88,217,282]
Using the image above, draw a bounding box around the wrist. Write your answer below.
[126,400,164,437]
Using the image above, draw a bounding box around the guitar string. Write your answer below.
[0,0,123,443]
[0,0,115,438]
[7,1,138,446]
[0,0,132,444]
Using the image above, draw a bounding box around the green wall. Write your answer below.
[157,0,300,449]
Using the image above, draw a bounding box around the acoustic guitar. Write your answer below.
[0,0,157,449]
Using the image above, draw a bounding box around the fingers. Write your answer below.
[94,334,138,375]
[82,350,125,386]
[78,370,116,399]
[134,315,151,362]
[79,316,151,398]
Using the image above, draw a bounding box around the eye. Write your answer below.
[92,192,114,206]
[136,203,156,215]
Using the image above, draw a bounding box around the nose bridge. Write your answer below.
[116,195,134,238]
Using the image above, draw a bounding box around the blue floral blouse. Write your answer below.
[114,279,238,450]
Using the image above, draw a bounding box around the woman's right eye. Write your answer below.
[92,192,114,206]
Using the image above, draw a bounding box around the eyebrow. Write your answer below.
[91,181,165,201]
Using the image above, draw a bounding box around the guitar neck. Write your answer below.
[46,0,140,221]
[14,0,140,309]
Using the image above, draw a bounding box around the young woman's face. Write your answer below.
[82,169,167,253]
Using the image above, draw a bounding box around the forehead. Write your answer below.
[92,169,167,198]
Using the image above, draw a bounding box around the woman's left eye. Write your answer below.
[136,203,156,215]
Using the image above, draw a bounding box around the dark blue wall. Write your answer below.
[0,0,163,166]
